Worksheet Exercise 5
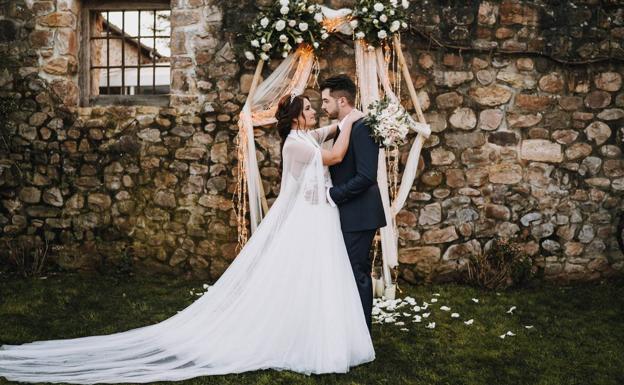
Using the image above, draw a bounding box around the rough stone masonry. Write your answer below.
[0,0,623,283]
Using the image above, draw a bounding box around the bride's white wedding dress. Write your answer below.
[0,126,375,384]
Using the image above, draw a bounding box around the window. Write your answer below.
[80,0,171,106]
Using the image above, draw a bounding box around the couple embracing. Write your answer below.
[0,74,387,383]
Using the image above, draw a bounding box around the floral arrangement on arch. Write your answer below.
[245,0,329,61]
[350,0,410,46]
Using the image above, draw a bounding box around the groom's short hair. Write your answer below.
[320,74,356,106]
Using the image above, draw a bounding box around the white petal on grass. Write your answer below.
[507,306,516,314]
[451,313,460,318]
[430,298,438,303]
[440,306,451,311]
[506,331,515,336]
[395,321,405,326]
[471,298,479,303]
[426,322,436,329]
[525,325,534,329]
[433,293,440,297]
[400,328,409,332]
[412,306,421,312]
[422,312,430,318]
[464,319,474,325]
[499,334,506,339]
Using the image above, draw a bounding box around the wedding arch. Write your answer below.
[235,1,432,297]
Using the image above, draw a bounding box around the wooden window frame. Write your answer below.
[79,0,171,107]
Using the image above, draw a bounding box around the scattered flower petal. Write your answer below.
[507,306,516,314]
[440,306,451,311]
[464,319,474,325]
[451,313,460,318]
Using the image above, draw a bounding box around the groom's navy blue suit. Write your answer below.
[329,117,387,333]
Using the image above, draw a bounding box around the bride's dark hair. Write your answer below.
[275,93,310,170]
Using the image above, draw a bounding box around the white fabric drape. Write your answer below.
[238,47,316,231]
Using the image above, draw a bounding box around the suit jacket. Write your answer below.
[329,118,387,233]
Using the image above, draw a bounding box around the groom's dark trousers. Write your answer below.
[329,118,387,333]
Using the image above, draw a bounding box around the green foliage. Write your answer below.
[0,95,18,123]
[351,0,410,46]
[244,0,328,61]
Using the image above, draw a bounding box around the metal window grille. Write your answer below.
[90,9,171,96]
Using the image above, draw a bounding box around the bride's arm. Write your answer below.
[309,123,338,143]
[321,110,365,166]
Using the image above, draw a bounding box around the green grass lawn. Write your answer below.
[0,272,623,385]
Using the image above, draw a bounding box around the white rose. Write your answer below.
[390,0,398,6]
[380,14,388,22]
[260,37,266,43]
[295,36,303,44]
[307,5,315,13]
[261,43,272,51]
[390,9,395,15]
[314,13,323,23]
[373,19,379,24]
[282,51,288,58]
[260,17,269,28]
[260,53,269,61]
[374,3,384,12]
[279,0,289,6]
[350,20,359,28]
[390,20,400,32]
[401,21,407,28]
[279,34,288,43]
[244,51,255,61]
[321,32,329,39]
[378,29,387,39]
[355,31,365,39]
[275,20,286,31]
[402,0,409,9]
[288,19,296,27]
[313,41,319,48]
[284,43,292,51]
[250,39,260,47]
[362,7,368,12]
[299,22,308,31]
[280,6,289,15]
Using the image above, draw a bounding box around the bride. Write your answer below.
[0,93,374,384]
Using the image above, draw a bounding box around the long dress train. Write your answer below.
[0,126,375,384]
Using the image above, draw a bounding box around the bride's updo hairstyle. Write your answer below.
[275,93,310,154]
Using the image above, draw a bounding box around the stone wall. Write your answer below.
[0,0,623,283]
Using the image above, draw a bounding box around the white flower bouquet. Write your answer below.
[351,0,410,46]
[245,0,328,61]
[365,97,413,147]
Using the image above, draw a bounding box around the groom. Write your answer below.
[320,74,387,333]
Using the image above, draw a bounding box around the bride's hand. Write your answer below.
[345,109,365,124]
